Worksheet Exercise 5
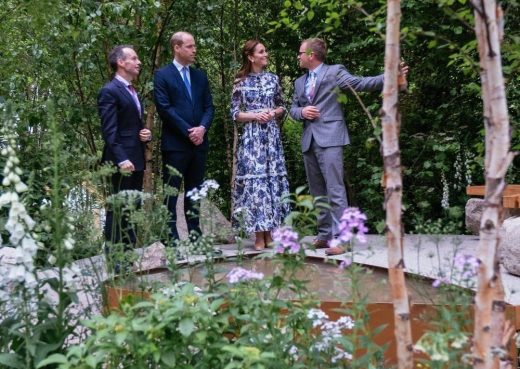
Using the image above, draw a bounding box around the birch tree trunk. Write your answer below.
[381,1,413,368]
[230,0,239,218]
[471,1,513,368]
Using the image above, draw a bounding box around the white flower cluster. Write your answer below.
[464,151,473,186]
[186,179,220,201]
[2,148,28,193]
[454,150,473,190]
[441,171,450,210]
[0,128,39,303]
[454,152,463,190]
[106,189,152,207]
[307,308,354,363]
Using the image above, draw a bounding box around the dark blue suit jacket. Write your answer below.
[98,78,146,171]
[154,64,214,151]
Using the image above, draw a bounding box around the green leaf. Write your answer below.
[0,354,24,369]
[161,351,177,367]
[115,332,128,346]
[36,353,68,368]
[307,10,315,21]
[178,318,195,337]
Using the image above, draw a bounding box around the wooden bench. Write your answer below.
[466,185,520,209]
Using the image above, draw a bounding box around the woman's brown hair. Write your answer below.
[234,39,262,83]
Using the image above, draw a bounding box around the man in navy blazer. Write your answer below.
[98,45,152,247]
[154,31,214,242]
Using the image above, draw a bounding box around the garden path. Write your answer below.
[1,234,519,318]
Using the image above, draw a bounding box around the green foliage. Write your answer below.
[2,0,518,236]
[3,2,517,368]
[272,0,520,233]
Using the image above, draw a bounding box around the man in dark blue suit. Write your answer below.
[154,31,214,242]
[98,45,152,247]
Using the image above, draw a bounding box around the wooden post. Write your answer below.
[471,1,514,368]
[381,1,413,368]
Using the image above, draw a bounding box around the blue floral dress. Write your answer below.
[231,72,291,233]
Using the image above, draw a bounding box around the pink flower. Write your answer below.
[339,259,352,269]
[332,207,368,247]
[227,267,264,284]
[432,276,449,288]
[454,254,480,280]
[272,226,300,254]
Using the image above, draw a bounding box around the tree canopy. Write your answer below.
[1,0,519,241]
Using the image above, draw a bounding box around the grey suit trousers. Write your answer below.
[303,139,347,240]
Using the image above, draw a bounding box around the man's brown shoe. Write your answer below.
[325,246,346,256]
[312,238,329,249]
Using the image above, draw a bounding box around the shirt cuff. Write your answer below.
[118,160,131,167]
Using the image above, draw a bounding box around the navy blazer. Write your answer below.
[98,78,146,171]
[154,63,214,151]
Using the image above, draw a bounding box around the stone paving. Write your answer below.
[1,234,519,317]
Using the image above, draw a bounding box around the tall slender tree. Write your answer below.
[381,1,413,368]
[471,1,514,368]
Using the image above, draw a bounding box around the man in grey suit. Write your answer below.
[290,38,406,255]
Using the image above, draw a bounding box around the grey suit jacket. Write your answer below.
[290,64,384,152]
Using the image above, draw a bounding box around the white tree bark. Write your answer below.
[381,1,413,368]
[471,1,514,368]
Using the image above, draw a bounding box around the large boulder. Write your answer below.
[500,216,520,276]
[465,198,484,235]
[176,194,234,243]
[465,198,520,235]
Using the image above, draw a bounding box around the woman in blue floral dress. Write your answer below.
[231,40,291,250]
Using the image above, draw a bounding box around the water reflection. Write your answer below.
[122,258,445,304]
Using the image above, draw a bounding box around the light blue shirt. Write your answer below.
[173,59,191,84]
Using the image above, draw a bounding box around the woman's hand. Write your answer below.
[255,111,273,123]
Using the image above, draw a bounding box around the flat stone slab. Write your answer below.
[305,234,519,306]
[2,234,519,318]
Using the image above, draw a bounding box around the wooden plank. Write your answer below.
[503,194,520,208]
[467,185,486,196]
[466,185,520,208]
[466,184,520,197]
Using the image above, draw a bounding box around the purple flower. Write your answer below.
[432,276,449,288]
[332,207,368,247]
[453,254,480,280]
[227,267,264,284]
[339,259,352,269]
[272,226,301,254]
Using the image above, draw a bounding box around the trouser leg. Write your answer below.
[303,140,332,240]
[183,149,207,237]
[313,144,348,237]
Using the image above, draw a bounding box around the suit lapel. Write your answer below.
[171,64,193,103]
[113,79,142,116]
[310,64,328,103]
[296,75,307,102]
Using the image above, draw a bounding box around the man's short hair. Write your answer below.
[303,38,327,62]
[170,31,193,52]
[108,45,133,72]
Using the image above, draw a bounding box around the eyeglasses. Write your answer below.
[298,51,313,56]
